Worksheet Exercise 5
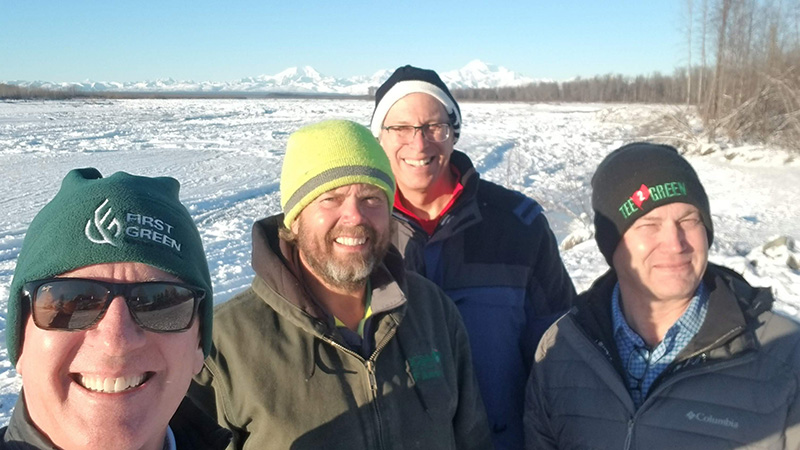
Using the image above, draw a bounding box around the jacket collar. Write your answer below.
[169,397,232,450]
[3,393,230,450]
[573,263,773,370]
[685,264,773,358]
[3,393,53,450]
[449,150,480,200]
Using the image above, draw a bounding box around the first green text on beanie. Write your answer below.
[7,168,213,365]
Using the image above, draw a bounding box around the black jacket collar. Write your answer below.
[572,263,773,374]
[2,393,230,450]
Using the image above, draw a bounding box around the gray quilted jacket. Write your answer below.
[525,264,800,450]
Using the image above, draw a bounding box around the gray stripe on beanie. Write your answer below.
[283,165,395,215]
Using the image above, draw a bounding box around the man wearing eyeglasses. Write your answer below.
[371,65,576,450]
[525,143,800,449]
[3,168,230,450]
[189,120,492,449]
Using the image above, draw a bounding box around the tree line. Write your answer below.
[0,83,80,100]
[450,73,695,104]
[0,85,371,101]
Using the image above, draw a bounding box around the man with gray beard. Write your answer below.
[189,120,492,450]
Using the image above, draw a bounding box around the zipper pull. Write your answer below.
[624,419,634,450]
[366,360,378,395]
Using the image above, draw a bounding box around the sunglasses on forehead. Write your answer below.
[22,278,205,333]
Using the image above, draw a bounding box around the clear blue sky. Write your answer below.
[1,0,687,83]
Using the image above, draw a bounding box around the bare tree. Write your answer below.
[686,0,694,105]
[698,0,709,104]
[709,0,732,140]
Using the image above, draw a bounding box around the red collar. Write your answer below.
[394,165,464,235]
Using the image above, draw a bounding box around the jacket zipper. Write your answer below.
[624,419,634,450]
[365,360,378,395]
[321,319,398,450]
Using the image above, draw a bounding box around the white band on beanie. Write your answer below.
[370,80,462,141]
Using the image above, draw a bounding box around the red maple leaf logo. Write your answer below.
[630,184,650,208]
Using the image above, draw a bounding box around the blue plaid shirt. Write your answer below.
[611,282,708,408]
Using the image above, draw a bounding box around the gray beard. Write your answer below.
[310,251,376,292]
[295,223,390,292]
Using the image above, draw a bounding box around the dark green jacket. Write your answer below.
[525,264,800,449]
[189,215,492,450]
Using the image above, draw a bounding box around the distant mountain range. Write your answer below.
[5,60,539,95]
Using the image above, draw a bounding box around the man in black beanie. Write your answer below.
[525,143,800,449]
[372,65,576,450]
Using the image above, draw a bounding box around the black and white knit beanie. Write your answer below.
[370,65,462,143]
[591,142,714,266]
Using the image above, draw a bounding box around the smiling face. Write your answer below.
[291,183,391,292]
[16,262,204,450]
[612,202,709,305]
[378,92,455,198]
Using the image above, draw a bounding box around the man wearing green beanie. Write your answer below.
[190,120,492,449]
[2,168,230,450]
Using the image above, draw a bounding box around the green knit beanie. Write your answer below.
[7,168,213,366]
[280,120,396,228]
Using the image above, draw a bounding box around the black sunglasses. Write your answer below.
[23,278,204,333]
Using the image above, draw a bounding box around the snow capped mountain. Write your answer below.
[4,61,537,95]
[441,60,536,89]
[343,69,394,95]
[232,66,337,93]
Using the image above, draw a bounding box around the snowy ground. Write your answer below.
[0,99,798,425]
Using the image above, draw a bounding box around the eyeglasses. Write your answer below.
[23,278,205,333]
[381,123,451,143]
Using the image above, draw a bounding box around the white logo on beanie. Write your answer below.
[84,199,183,251]
[85,199,123,246]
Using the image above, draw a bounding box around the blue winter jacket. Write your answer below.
[391,150,576,450]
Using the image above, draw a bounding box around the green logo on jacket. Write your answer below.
[408,350,443,382]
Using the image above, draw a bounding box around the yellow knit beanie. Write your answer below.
[280,120,395,228]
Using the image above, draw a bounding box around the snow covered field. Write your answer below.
[0,99,798,424]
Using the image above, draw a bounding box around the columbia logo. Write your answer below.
[685,411,740,429]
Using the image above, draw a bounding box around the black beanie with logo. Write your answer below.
[591,142,714,266]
